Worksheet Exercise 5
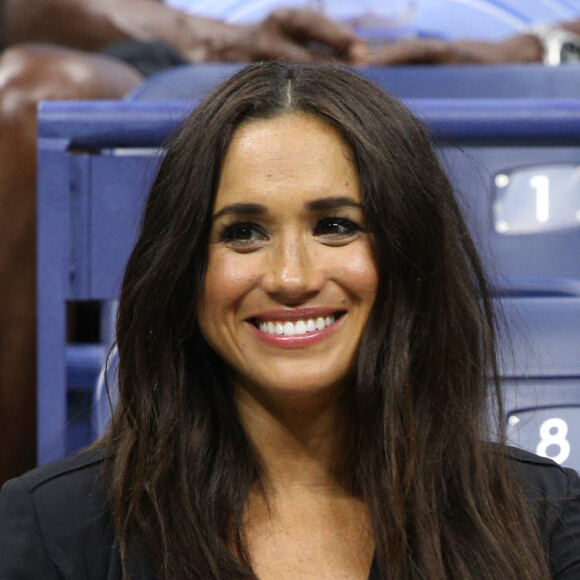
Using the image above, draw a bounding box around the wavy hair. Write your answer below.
[104,63,549,578]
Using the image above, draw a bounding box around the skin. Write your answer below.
[3,0,367,63]
[366,19,580,65]
[198,114,377,578]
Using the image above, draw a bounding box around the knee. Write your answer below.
[0,46,43,133]
[0,44,113,129]
[0,46,95,238]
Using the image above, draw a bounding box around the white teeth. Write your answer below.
[294,321,307,335]
[256,315,338,336]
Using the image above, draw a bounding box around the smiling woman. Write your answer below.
[1,63,580,579]
[199,114,377,410]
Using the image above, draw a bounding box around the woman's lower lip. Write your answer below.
[246,315,344,348]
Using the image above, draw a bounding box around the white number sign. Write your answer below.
[536,417,571,464]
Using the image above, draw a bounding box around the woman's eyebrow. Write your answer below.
[212,203,268,221]
[212,197,362,221]
[306,197,363,212]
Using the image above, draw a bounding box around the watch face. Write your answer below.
[562,41,580,63]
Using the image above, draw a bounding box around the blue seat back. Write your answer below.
[38,66,580,463]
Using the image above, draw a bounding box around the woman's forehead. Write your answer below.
[213,113,361,214]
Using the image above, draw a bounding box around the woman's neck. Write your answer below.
[235,384,354,496]
[235,384,374,580]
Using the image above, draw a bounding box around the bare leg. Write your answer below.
[0,44,143,483]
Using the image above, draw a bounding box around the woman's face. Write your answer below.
[198,113,378,407]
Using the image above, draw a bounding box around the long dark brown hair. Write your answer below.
[104,63,549,578]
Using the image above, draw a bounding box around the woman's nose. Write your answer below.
[261,238,324,302]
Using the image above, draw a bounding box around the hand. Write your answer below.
[189,8,368,63]
[361,34,543,66]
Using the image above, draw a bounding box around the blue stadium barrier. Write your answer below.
[501,292,580,473]
[128,63,580,102]
[38,66,580,464]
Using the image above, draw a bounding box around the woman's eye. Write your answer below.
[218,222,267,248]
[314,218,361,239]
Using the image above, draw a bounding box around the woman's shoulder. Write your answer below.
[10,446,107,489]
[14,448,106,490]
[3,446,110,521]
[501,445,580,578]
[502,445,580,498]
[0,447,119,579]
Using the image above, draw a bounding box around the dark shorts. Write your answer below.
[100,40,189,78]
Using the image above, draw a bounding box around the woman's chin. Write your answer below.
[234,371,353,410]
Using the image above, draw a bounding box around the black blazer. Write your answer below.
[1,447,580,579]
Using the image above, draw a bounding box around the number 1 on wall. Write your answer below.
[529,174,550,223]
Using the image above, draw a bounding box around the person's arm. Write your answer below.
[3,0,366,63]
[365,19,580,65]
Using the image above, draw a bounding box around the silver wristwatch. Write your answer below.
[528,24,580,65]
